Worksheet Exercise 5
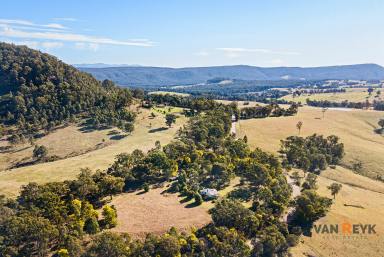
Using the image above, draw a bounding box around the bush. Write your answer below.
[102,205,118,229]
[84,216,100,234]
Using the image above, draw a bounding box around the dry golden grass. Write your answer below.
[233,105,384,257]
[148,91,190,97]
[281,87,382,103]
[237,106,384,179]
[0,108,187,197]
[290,167,384,257]
[110,185,211,237]
[0,125,122,171]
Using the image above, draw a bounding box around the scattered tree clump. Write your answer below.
[280,134,344,173]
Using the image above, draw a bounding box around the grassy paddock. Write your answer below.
[281,87,382,103]
[0,108,187,197]
[236,106,384,179]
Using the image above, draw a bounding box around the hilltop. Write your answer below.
[79,63,384,86]
[0,42,135,136]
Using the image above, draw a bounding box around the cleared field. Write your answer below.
[110,185,211,237]
[235,106,384,256]
[0,125,122,171]
[290,167,384,257]
[148,91,190,97]
[0,108,187,197]
[281,87,381,103]
[237,106,384,180]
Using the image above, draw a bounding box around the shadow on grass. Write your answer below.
[110,134,127,140]
[185,201,200,208]
[149,127,168,133]
[179,195,193,204]
[374,128,383,135]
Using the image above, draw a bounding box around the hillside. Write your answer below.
[78,64,384,86]
[0,42,134,136]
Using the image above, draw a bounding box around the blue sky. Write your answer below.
[1,0,384,67]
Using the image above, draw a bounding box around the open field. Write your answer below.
[110,185,211,237]
[236,106,384,180]
[281,87,382,103]
[0,125,123,171]
[290,167,384,257]
[151,105,185,114]
[234,105,384,256]
[110,177,245,237]
[0,107,187,197]
[148,91,190,97]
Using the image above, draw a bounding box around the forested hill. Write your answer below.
[78,63,384,86]
[0,42,135,137]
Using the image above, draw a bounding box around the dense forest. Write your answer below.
[0,43,136,140]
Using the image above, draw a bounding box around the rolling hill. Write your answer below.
[0,42,134,134]
[78,64,384,86]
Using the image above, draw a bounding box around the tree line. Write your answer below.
[306,99,384,111]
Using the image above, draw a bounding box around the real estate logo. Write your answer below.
[313,221,376,240]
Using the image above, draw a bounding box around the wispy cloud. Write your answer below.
[2,39,64,49]
[0,19,67,30]
[216,47,300,58]
[0,18,155,48]
[41,41,64,48]
[0,27,154,47]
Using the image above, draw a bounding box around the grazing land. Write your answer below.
[234,105,384,257]
[290,167,384,257]
[110,185,211,237]
[0,107,187,197]
[236,106,384,180]
[0,125,123,171]
[148,91,190,97]
[281,87,381,103]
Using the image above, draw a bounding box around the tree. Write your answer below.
[99,175,124,200]
[291,190,332,228]
[378,119,384,133]
[143,183,150,192]
[296,121,303,135]
[102,205,118,228]
[2,213,59,256]
[87,232,131,256]
[321,107,328,119]
[84,216,100,234]
[301,173,318,190]
[290,171,302,186]
[70,168,99,200]
[57,249,70,257]
[210,199,260,237]
[194,192,203,205]
[33,145,48,160]
[123,122,134,134]
[327,183,342,199]
[165,113,177,127]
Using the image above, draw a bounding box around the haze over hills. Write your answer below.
[79,64,384,87]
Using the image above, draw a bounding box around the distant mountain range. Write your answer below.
[74,63,143,68]
[78,64,384,87]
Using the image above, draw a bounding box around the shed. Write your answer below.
[200,188,218,199]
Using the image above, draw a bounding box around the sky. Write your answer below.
[1,0,384,67]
